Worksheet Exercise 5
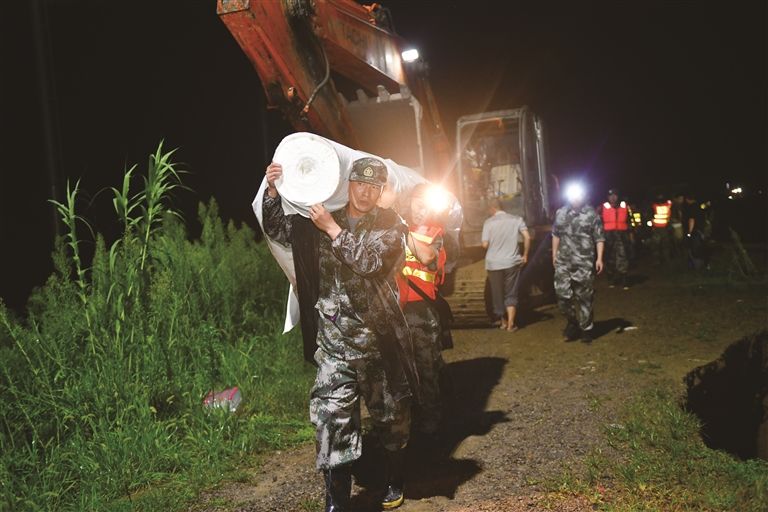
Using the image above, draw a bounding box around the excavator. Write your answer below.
[216,0,553,351]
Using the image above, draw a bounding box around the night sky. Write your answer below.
[1,1,765,310]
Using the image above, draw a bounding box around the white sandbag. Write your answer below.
[273,133,341,209]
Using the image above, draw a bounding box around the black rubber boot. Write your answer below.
[563,320,580,341]
[381,448,405,510]
[323,466,351,512]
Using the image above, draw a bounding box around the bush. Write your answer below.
[0,145,314,511]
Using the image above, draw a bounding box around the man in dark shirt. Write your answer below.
[683,193,709,270]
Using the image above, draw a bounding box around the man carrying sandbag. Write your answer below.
[262,157,416,511]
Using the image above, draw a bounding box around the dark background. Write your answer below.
[1,0,765,310]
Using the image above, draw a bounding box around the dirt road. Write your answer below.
[195,264,767,512]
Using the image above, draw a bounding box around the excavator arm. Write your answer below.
[216,0,449,176]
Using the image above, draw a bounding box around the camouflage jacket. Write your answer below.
[262,192,418,401]
[552,204,605,269]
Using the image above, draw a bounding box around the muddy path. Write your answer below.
[193,265,767,512]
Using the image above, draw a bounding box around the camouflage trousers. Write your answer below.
[670,222,685,258]
[554,264,595,331]
[404,301,444,434]
[310,336,411,470]
[604,230,629,280]
[651,227,672,264]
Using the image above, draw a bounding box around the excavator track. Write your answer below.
[443,259,492,328]
[441,236,555,329]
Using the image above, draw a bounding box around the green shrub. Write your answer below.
[0,144,313,511]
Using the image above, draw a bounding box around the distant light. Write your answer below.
[731,187,743,195]
[425,185,450,213]
[728,195,734,200]
[646,220,653,227]
[564,182,586,203]
[401,48,419,63]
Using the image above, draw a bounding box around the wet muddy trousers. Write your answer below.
[323,466,351,512]
[381,448,406,509]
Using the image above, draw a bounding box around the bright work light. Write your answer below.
[564,182,586,203]
[425,185,450,213]
[401,48,419,63]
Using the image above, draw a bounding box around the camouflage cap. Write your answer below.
[349,157,388,187]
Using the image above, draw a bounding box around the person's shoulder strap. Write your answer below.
[407,278,434,303]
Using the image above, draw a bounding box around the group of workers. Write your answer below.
[480,182,609,344]
[597,189,712,272]
[479,183,610,343]
[261,152,713,511]
[484,180,715,346]
[546,185,712,343]
[650,191,711,269]
[263,157,450,511]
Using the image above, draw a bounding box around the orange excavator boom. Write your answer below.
[216,0,450,177]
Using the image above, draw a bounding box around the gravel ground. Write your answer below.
[193,263,768,512]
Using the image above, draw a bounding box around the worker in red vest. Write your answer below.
[397,184,447,440]
[650,193,673,264]
[599,188,631,289]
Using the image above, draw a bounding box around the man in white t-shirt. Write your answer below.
[482,199,531,331]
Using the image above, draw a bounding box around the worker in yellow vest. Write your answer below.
[650,193,673,264]
[398,184,448,438]
[599,188,631,289]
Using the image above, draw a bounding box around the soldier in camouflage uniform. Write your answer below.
[262,157,415,511]
[398,183,446,436]
[552,190,605,343]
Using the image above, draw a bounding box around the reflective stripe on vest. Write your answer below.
[601,201,629,231]
[410,231,435,244]
[400,224,443,303]
[402,265,437,283]
[652,201,672,227]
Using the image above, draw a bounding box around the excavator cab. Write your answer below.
[456,107,550,248]
[442,107,554,325]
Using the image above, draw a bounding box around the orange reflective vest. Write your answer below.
[652,201,672,228]
[601,201,629,231]
[398,224,445,304]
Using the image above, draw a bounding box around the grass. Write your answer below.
[551,386,768,511]
[0,144,314,511]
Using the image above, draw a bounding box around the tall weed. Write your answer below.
[0,144,313,511]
